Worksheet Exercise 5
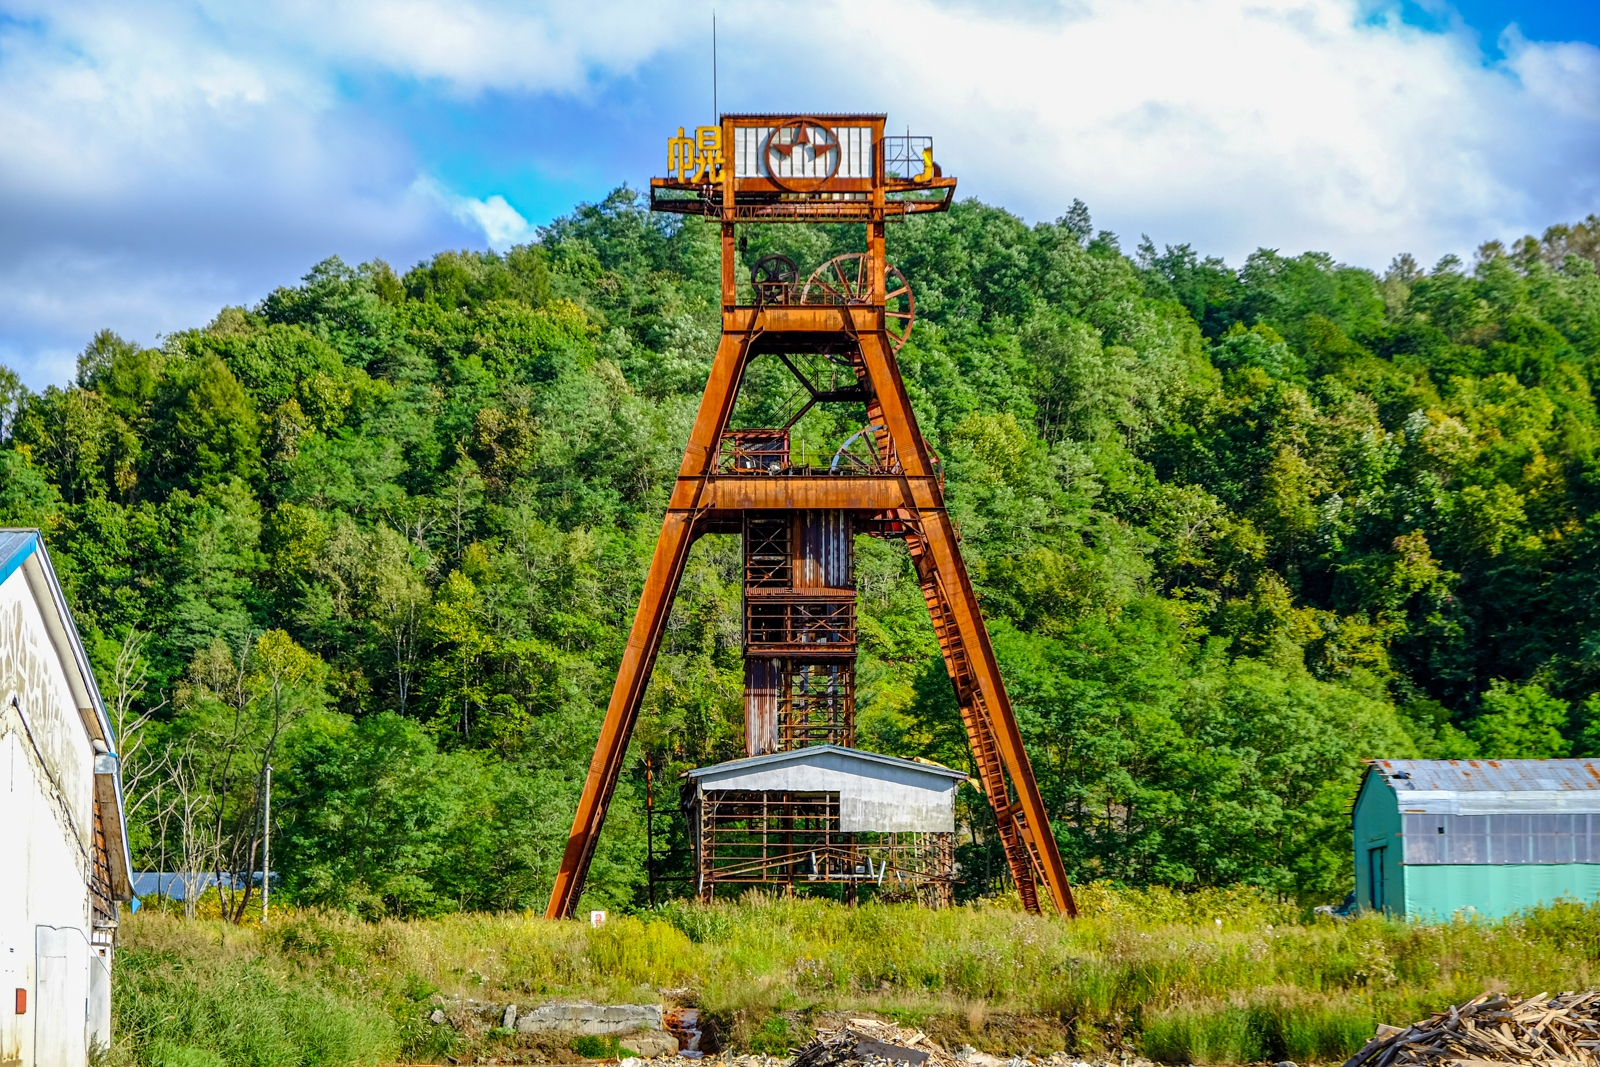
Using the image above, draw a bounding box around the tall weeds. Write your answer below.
[113,888,1600,1065]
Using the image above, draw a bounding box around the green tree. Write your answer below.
[1469,680,1571,758]
[11,188,1600,912]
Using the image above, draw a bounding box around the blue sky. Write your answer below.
[1428,0,1600,54]
[2,0,1599,387]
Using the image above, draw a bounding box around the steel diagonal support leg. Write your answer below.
[855,350,1035,902]
[904,535,1039,910]
[545,329,754,919]
[546,510,696,917]
[916,500,1075,914]
[854,325,1077,917]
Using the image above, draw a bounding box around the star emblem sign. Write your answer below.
[764,118,842,191]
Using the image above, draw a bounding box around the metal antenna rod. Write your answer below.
[712,11,718,119]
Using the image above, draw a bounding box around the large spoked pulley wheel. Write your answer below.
[800,253,916,352]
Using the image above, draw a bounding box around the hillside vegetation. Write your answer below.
[4,192,1600,910]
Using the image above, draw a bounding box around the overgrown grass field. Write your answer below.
[113,887,1600,1067]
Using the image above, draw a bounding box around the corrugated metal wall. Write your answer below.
[742,512,853,754]
[794,510,851,589]
[1356,765,1600,918]
[744,658,781,756]
[1405,864,1600,921]
[694,749,959,833]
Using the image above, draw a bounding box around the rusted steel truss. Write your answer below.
[545,115,1076,919]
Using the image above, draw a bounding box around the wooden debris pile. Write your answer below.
[793,1018,960,1067]
[1344,991,1600,1067]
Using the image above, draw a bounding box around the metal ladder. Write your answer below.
[854,352,1054,913]
[905,532,1042,912]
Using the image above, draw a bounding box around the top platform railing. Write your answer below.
[649,114,955,223]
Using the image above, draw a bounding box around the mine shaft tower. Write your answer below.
[545,114,1077,918]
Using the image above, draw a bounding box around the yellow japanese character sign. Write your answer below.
[667,125,723,182]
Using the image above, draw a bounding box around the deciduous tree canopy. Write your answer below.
[10,192,1600,914]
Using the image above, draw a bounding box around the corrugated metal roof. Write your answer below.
[130,871,272,902]
[687,744,969,781]
[1374,759,1600,791]
[721,113,887,120]
[687,745,962,833]
[0,528,39,586]
[1369,759,1600,815]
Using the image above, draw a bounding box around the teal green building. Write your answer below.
[1352,759,1600,920]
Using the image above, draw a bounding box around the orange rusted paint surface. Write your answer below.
[545,328,753,919]
[856,329,1076,918]
[668,474,939,512]
[546,114,1075,920]
[653,114,955,226]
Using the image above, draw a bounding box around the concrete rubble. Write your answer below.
[794,1018,959,1067]
[787,1016,1140,1067]
[423,997,1148,1067]
[621,1032,684,1058]
[514,1002,665,1036]
[426,997,665,1036]
[456,1047,1144,1065]
[670,1055,1146,1067]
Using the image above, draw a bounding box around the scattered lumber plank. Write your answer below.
[793,1019,960,1067]
[1343,992,1600,1067]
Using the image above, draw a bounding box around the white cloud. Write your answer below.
[273,0,687,94]
[702,0,1600,265]
[1504,27,1600,120]
[0,0,708,385]
[414,177,540,248]
[0,1,470,385]
[2,0,1600,386]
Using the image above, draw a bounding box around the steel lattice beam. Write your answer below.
[545,113,1076,920]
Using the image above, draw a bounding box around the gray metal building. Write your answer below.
[683,745,965,904]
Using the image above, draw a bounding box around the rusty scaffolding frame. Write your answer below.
[690,790,954,906]
[91,795,117,948]
[545,114,1076,919]
[777,661,854,749]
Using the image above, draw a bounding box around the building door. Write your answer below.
[1367,847,1386,913]
[35,926,88,1067]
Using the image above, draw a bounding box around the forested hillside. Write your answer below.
[5,191,1599,916]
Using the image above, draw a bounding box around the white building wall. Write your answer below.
[0,562,98,1067]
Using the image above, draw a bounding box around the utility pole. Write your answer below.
[261,763,271,922]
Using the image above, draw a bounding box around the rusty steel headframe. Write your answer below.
[545,114,1076,919]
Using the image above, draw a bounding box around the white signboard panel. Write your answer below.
[732,126,874,180]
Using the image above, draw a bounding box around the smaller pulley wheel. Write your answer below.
[750,253,799,286]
